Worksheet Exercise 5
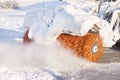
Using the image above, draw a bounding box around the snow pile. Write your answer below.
[23,1,102,43]
[23,1,120,47]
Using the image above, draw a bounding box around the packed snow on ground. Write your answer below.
[0,0,120,80]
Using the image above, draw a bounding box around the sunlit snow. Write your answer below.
[0,0,120,80]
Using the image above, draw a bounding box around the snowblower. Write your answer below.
[22,0,120,63]
[23,0,120,62]
[23,6,103,62]
[22,2,104,62]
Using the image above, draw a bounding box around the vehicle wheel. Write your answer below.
[81,33,103,62]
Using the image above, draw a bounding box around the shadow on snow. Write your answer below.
[0,28,24,44]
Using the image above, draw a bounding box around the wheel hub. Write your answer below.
[92,44,98,54]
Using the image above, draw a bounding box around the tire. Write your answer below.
[82,33,103,62]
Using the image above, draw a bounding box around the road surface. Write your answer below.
[99,48,120,63]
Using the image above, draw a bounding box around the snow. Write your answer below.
[24,1,102,42]
[0,0,120,80]
[23,0,120,47]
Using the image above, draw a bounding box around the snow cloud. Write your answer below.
[0,42,89,71]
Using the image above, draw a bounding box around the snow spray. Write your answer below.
[0,42,89,71]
